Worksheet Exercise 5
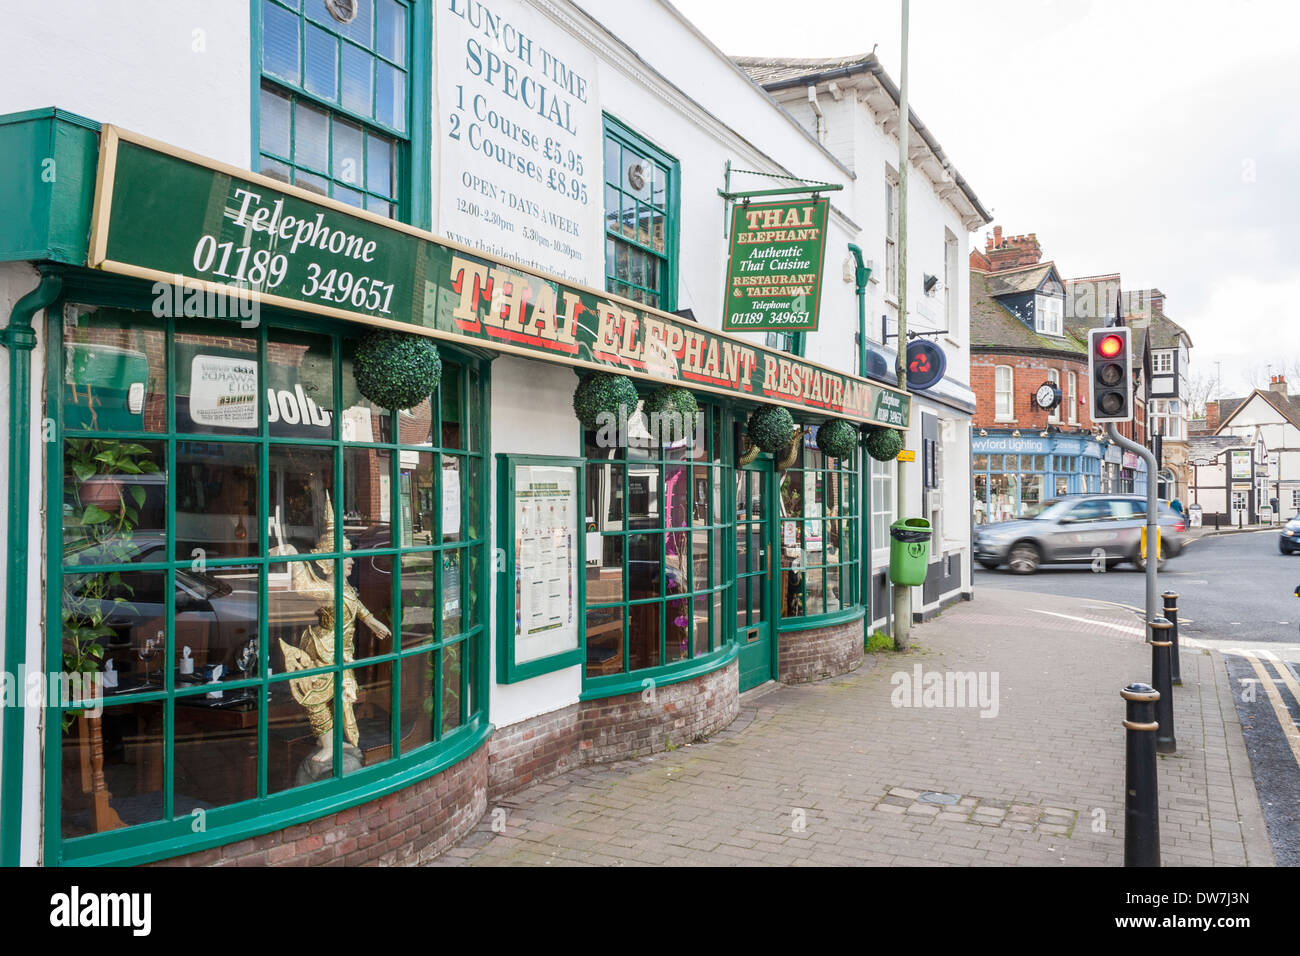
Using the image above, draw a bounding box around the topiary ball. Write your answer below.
[353,330,443,411]
[747,405,797,454]
[643,386,700,442]
[816,418,859,460]
[864,426,905,462]
[573,372,639,429]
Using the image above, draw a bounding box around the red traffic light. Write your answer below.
[1097,334,1123,358]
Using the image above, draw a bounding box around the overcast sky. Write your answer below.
[670,0,1300,398]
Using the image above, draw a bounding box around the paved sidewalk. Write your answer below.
[435,589,1274,866]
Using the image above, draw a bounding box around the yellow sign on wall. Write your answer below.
[897,450,916,462]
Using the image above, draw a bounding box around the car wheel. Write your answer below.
[976,559,999,570]
[1282,543,1295,555]
[1007,542,1040,575]
[1134,541,1166,571]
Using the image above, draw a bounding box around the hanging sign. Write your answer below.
[87,127,909,428]
[904,340,947,391]
[721,197,829,333]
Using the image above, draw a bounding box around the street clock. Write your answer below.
[1034,381,1062,412]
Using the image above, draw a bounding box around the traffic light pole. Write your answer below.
[1106,422,1160,624]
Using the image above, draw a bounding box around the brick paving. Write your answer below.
[434,588,1274,866]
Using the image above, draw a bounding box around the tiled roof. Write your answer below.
[1219,390,1300,432]
[732,53,875,87]
[984,262,1055,297]
[969,270,1086,354]
[1188,435,1252,458]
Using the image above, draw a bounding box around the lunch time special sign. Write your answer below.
[87,128,908,429]
[721,197,829,333]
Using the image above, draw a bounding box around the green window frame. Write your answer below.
[47,285,488,867]
[580,401,734,697]
[778,435,860,625]
[496,455,586,683]
[252,0,432,227]
[602,115,680,311]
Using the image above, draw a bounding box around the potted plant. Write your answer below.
[62,438,160,728]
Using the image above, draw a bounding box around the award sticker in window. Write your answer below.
[188,354,258,429]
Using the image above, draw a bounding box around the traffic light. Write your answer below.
[1088,327,1133,423]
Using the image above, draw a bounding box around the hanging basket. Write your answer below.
[816,418,859,460]
[643,386,700,443]
[747,405,797,454]
[353,331,443,411]
[573,372,639,430]
[864,426,905,462]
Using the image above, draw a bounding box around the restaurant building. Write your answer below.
[0,1,981,866]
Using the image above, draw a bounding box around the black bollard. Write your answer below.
[1122,682,1161,867]
[1162,591,1182,686]
[1150,618,1176,754]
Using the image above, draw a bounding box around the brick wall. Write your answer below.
[778,618,863,683]
[578,659,739,765]
[971,351,1092,431]
[487,703,580,801]
[154,739,488,867]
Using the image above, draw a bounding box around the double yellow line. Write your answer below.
[1229,649,1300,768]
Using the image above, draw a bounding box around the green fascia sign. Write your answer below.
[88,126,909,429]
[721,197,828,333]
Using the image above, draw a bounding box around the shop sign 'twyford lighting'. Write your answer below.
[88,126,909,428]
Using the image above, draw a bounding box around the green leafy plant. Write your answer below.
[353,330,443,411]
[62,438,160,729]
[643,386,700,443]
[816,418,859,460]
[864,426,905,462]
[746,405,797,454]
[572,371,638,429]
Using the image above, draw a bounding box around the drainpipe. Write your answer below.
[807,85,825,145]
[847,244,871,645]
[1,265,62,867]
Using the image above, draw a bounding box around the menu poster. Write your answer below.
[513,463,579,666]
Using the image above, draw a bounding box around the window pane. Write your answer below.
[174,334,258,435]
[176,442,260,560]
[399,651,435,753]
[400,452,435,547]
[267,331,334,439]
[294,168,330,197]
[304,22,338,98]
[442,550,463,638]
[441,641,463,732]
[399,552,435,648]
[259,84,292,158]
[666,597,690,662]
[263,0,301,82]
[175,564,258,685]
[628,533,661,599]
[377,0,405,62]
[628,601,660,670]
[294,100,330,171]
[269,444,335,554]
[441,456,462,542]
[64,570,167,693]
[344,446,392,544]
[341,44,373,116]
[367,133,394,197]
[63,439,167,566]
[375,60,405,131]
[332,116,364,187]
[586,606,624,676]
[62,703,164,837]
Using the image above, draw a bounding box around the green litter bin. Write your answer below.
[889,518,932,587]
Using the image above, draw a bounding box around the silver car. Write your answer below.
[974,495,1187,574]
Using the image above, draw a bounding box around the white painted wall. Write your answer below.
[488,356,584,726]
[3,1,252,168]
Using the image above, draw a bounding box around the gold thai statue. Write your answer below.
[279,495,391,768]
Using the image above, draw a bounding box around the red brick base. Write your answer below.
[488,658,739,801]
[153,739,488,867]
[778,617,864,683]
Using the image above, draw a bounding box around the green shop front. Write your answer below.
[0,113,910,866]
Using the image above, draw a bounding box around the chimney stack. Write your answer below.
[984,227,1043,272]
[1271,375,1288,397]
[1204,400,1219,432]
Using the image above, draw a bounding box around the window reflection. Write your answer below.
[176,442,259,560]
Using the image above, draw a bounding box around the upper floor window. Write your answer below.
[995,365,1014,421]
[603,117,678,310]
[257,0,411,220]
[1035,295,1063,336]
[885,172,899,297]
[1048,368,1060,422]
[1153,351,1174,375]
[1068,370,1078,424]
